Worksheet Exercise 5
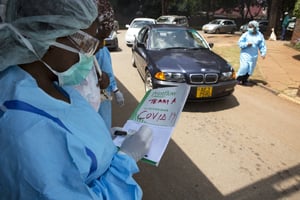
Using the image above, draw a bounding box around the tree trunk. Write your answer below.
[266,0,283,38]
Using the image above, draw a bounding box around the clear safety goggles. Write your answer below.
[68,30,100,57]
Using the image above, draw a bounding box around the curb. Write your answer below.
[256,83,300,105]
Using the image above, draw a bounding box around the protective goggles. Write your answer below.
[68,30,100,57]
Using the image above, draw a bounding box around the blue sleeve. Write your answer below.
[0,110,142,200]
[238,33,249,49]
[95,47,118,93]
[258,33,267,56]
[89,152,143,200]
[0,113,100,199]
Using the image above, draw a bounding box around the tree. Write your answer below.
[293,0,300,17]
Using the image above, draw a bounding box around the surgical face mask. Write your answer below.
[247,27,254,33]
[55,53,94,86]
[45,42,94,86]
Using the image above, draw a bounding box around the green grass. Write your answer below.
[213,45,264,81]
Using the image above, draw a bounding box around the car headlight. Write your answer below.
[154,72,186,82]
[219,66,236,81]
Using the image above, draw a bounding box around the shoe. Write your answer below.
[242,80,252,86]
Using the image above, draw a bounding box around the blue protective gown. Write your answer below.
[0,66,142,200]
[237,31,267,77]
[96,47,118,129]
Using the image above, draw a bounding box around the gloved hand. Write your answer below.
[120,125,153,162]
[114,90,125,106]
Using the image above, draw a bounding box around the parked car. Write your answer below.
[156,15,189,26]
[202,19,237,34]
[131,24,237,101]
[104,30,118,51]
[240,19,268,33]
[125,18,156,46]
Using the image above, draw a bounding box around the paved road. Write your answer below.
[110,30,300,200]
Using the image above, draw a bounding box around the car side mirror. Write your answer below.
[209,43,214,48]
[125,24,130,28]
[137,41,145,48]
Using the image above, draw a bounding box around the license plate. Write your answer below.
[196,86,213,98]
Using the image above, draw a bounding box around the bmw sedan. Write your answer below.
[131,24,237,101]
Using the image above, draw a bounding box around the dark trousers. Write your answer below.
[237,73,249,83]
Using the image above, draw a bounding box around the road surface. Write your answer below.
[110,30,300,200]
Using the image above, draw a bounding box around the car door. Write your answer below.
[223,20,230,32]
[134,26,149,79]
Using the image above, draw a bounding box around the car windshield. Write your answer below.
[157,17,172,23]
[131,20,154,28]
[149,29,209,50]
[209,20,221,24]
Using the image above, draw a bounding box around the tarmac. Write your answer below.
[251,40,300,105]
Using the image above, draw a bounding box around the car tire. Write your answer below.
[230,29,235,34]
[131,54,136,68]
[114,38,119,51]
[215,29,220,34]
[144,70,153,92]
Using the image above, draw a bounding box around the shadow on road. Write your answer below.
[183,94,239,113]
[112,78,300,200]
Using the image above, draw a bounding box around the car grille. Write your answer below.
[189,73,218,84]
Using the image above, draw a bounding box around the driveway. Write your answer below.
[110,30,300,200]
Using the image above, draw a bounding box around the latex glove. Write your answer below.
[114,90,125,106]
[120,125,153,162]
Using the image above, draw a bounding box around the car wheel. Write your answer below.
[230,29,235,34]
[114,38,119,51]
[144,70,153,92]
[131,54,136,68]
[215,29,220,34]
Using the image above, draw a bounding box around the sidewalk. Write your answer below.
[255,40,300,105]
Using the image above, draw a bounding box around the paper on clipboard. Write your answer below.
[113,84,190,166]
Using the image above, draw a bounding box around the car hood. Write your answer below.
[148,49,229,73]
[126,28,141,36]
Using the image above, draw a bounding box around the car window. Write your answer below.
[131,20,154,28]
[137,26,148,42]
[210,20,221,24]
[149,28,209,50]
[188,30,209,49]
[157,17,172,23]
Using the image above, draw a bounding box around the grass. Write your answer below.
[213,45,264,81]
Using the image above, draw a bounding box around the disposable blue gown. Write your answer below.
[237,31,267,77]
[96,47,118,129]
[0,66,142,200]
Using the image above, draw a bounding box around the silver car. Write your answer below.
[202,19,237,34]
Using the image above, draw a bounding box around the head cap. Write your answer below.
[0,0,98,71]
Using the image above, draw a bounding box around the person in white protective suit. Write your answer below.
[236,20,267,85]
[0,0,152,199]
[97,46,125,129]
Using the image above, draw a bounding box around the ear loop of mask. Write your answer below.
[0,23,75,76]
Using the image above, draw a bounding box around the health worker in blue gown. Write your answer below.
[236,20,267,85]
[0,0,152,199]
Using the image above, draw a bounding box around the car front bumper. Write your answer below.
[152,79,237,101]
[105,39,118,50]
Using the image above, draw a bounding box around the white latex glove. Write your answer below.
[114,90,124,107]
[120,125,153,162]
